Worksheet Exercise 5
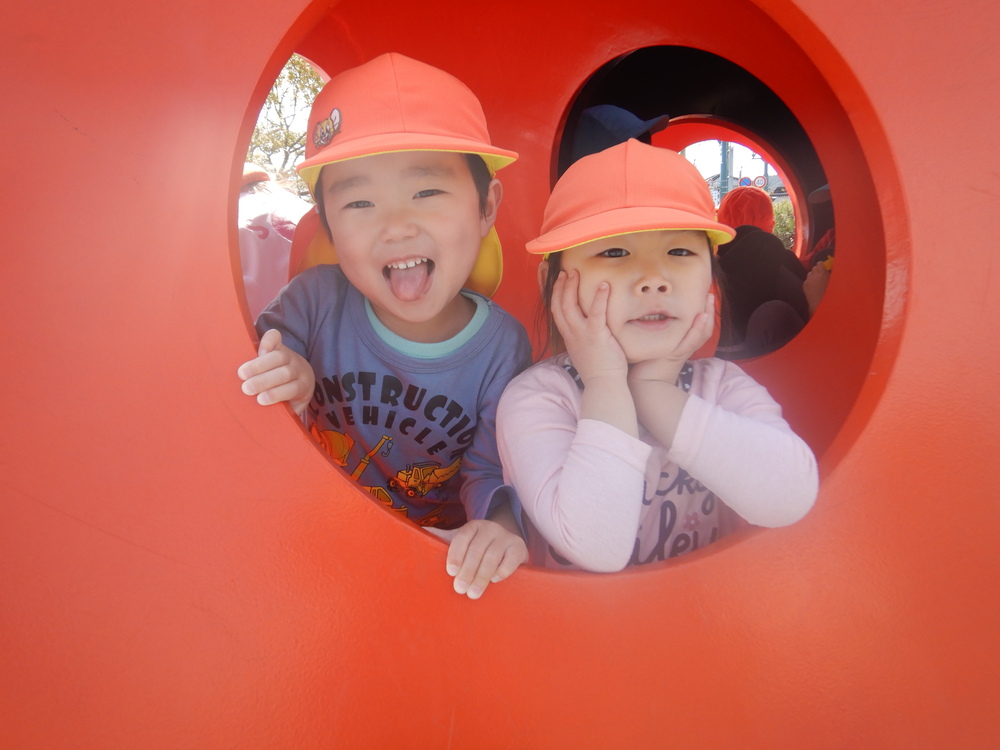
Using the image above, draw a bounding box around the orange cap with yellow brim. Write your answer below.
[295,53,518,298]
[526,140,734,256]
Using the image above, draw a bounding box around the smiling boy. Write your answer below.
[316,150,498,342]
[237,53,531,598]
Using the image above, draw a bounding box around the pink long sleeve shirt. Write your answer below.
[496,354,818,572]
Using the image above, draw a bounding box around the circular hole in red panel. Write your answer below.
[233,0,896,571]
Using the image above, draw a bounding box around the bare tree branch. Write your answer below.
[247,54,323,198]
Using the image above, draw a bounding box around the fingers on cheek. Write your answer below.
[560,290,580,324]
[586,287,608,322]
[552,271,567,300]
[561,274,578,304]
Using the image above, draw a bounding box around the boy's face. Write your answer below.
[559,229,712,363]
[318,151,499,341]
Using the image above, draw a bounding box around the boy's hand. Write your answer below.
[445,519,527,600]
[628,292,714,386]
[237,329,315,415]
[551,270,628,385]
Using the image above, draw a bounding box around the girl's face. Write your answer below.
[558,229,713,363]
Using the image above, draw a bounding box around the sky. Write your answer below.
[682,140,777,181]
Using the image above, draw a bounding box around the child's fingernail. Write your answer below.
[453,578,469,595]
[491,574,502,583]
[467,586,483,600]
[446,564,458,577]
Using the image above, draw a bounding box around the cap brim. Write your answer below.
[526,206,735,255]
[298,134,518,193]
[641,114,670,137]
[241,167,269,186]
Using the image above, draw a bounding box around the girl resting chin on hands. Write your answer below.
[496,141,818,572]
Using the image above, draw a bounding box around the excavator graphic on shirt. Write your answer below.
[310,425,462,525]
[387,458,461,498]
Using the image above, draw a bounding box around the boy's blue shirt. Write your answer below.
[257,264,532,529]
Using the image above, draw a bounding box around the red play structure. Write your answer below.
[2,0,998,747]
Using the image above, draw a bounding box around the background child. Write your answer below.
[497,140,817,572]
[238,53,532,598]
[238,163,312,320]
[714,185,809,358]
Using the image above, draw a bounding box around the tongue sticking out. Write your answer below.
[385,260,433,301]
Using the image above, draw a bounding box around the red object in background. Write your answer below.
[2,0,998,748]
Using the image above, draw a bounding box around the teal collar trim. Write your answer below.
[364,292,489,359]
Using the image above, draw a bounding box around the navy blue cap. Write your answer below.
[571,105,670,163]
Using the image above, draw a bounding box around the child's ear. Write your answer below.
[480,179,503,236]
[536,259,549,294]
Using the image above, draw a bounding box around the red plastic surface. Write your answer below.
[2,0,998,747]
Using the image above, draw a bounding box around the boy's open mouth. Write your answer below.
[384,257,434,301]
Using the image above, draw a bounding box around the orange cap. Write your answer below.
[297,53,517,191]
[526,140,734,255]
[717,186,775,234]
[241,162,270,187]
[295,53,518,298]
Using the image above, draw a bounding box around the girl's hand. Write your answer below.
[626,293,714,448]
[551,269,628,385]
[628,292,715,385]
